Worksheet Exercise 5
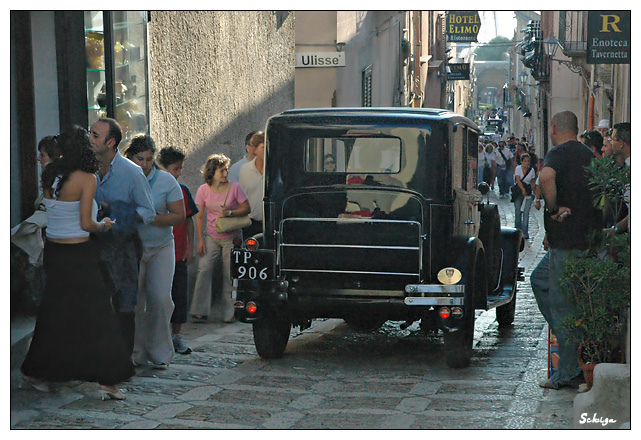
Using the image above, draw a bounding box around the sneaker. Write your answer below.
[172,334,192,354]
[150,362,168,370]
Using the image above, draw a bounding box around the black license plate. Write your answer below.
[230,249,275,280]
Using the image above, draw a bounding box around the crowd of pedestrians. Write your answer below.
[16,119,265,400]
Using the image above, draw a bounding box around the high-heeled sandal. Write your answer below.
[22,375,50,392]
[99,385,126,400]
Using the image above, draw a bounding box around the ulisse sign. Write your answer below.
[296,52,346,68]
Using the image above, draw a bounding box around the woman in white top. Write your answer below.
[513,153,537,239]
[21,127,133,400]
[124,134,185,369]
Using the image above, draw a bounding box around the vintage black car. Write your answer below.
[231,107,524,368]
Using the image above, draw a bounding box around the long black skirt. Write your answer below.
[21,240,135,385]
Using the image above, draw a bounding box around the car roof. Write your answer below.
[277,107,475,124]
[280,107,457,120]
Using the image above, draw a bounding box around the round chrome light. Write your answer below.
[437,267,462,285]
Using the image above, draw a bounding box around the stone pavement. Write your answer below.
[10,189,578,429]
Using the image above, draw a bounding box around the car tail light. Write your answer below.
[439,307,451,319]
[451,307,464,319]
[232,237,242,247]
[246,301,257,314]
[234,300,244,309]
[244,237,259,251]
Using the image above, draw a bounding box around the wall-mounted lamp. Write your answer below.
[541,36,584,75]
[519,70,528,84]
[335,42,346,52]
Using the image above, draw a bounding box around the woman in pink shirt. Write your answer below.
[189,154,250,323]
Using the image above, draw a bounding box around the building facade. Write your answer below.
[10,11,295,314]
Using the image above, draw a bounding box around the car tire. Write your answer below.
[443,252,481,369]
[479,205,501,292]
[252,310,291,359]
[496,291,516,326]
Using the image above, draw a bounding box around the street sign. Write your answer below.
[296,52,346,68]
[447,63,470,80]
[587,11,630,64]
[446,11,481,43]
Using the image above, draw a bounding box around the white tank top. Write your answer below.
[43,177,98,239]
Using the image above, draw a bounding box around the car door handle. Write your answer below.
[464,220,475,225]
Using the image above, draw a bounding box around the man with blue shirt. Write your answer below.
[89,118,156,357]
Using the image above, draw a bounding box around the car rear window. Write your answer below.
[305,136,402,174]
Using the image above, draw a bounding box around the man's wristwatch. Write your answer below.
[545,206,559,215]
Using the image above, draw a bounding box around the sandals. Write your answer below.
[100,385,126,400]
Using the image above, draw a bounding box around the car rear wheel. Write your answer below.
[443,306,475,368]
[443,253,482,368]
[252,310,291,359]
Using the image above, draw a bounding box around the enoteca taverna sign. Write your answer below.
[587,11,630,64]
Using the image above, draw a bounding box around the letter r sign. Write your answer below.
[600,14,622,32]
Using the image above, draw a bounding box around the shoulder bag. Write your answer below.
[214,184,251,233]
[510,167,534,201]
[497,148,511,169]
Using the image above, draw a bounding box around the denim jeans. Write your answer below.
[497,167,512,196]
[513,195,534,238]
[530,248,581,387]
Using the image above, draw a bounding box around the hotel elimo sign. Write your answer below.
[446,11,481,43]
[587,11,631,64]
[296,52,346,68]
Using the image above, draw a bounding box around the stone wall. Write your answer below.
[147,11,295,192]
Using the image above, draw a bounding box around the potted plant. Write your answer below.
[401,38,411,60]
[559,156,631,389]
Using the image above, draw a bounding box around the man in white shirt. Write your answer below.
[239,131,265,237]
[493,141,514,198]
[229,130,258,183]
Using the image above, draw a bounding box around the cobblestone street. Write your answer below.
[10,190,578,429]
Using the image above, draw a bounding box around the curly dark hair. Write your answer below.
[41,126,100,198]
[158,146,186,169]
[123,133,156,160]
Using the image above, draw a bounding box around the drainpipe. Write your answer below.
[588,64,595,129]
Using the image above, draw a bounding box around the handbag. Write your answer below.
[214,185,252,233]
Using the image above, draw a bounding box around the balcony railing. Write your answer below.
[558,11,587,56]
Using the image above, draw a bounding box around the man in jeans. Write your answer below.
[90,118,156,357]
[531,111,601,389]
[493,141,513,198]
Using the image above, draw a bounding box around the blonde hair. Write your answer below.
[201,153,231,185]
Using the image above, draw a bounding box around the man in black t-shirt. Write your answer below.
[530,111,601,390]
